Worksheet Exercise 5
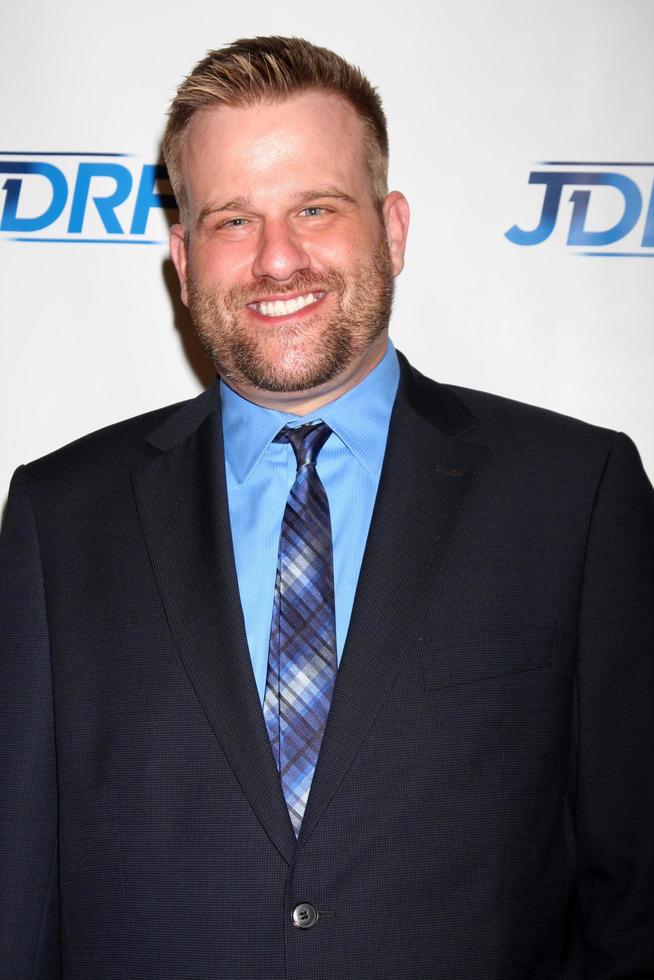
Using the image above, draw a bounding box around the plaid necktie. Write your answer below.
[263,422,337,837]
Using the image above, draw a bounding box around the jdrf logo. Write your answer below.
[506,162,654,257]
[0,153,176,244]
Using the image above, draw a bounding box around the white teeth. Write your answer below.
[252,291,322,317]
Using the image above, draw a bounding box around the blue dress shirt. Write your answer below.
[220,339,400,704]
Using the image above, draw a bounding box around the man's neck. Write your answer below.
[224,333,389,417]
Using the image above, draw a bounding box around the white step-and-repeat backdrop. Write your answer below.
[2,0,653,500]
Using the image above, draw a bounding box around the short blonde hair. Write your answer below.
[163,36,389,225]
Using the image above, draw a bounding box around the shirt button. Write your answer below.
[291,902,319,929]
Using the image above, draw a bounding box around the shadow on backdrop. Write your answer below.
[159,153,216,391]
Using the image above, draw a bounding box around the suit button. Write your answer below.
[291,902,318,929]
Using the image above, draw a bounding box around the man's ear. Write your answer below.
[169,224,189,306]
[381,191,410,276]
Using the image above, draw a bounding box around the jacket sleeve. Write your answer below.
[1,467,60,979]
[573,432,654,978]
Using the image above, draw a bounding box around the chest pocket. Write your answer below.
[419,619,557,690]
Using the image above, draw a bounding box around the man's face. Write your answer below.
[170,90,409,404]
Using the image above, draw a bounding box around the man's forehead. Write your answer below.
[182,91,367,161]
[180,91,370,210]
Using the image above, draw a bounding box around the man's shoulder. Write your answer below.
[22,385,215,489]
[406,360,617,450]
[445,379,614,440]
[398,358,627,484]
[412,370,641,497]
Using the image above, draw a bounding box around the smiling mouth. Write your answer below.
[246,291,326,318]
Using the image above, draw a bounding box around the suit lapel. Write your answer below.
[296,356,487,847]
[130,356,485,864]
[131,383,297,866]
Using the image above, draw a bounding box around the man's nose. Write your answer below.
[250,219,311,281]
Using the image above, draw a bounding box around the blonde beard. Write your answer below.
[186,242,395,393]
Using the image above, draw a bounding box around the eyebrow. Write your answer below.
[197,187,357,224]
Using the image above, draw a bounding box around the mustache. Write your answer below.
[226,270,346,308]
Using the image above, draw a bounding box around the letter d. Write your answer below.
[0,162,67,231]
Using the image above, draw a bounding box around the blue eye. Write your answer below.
[301,206,327,217]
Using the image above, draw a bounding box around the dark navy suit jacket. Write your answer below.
[2,353,653,979]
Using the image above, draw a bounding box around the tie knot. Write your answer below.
[274,422,332,469]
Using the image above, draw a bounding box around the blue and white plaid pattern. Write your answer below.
[263,422,337,837]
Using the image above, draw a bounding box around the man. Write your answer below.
[1,35,653,980]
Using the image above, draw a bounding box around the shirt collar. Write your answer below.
[221,338,400,484]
